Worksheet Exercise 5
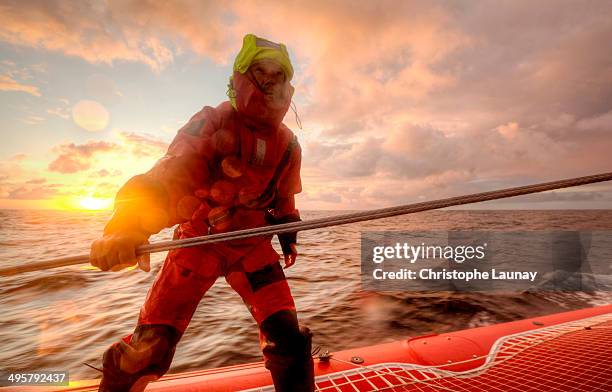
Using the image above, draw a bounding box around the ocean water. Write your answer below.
[1,209,611,380]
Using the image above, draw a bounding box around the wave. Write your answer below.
[1,271,91,296]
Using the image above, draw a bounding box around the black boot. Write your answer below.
[98,324,180,392]
[260,310,315,392]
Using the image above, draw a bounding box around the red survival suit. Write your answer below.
[98,69,314,392]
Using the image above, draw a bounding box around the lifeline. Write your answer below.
[373,268,538,282]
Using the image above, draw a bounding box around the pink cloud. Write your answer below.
[118,131,169,157]
[0,172,63,200]
[46,102,71,120]
[21,115,45,125]
[25,178,46,184]
[46,133,167,175]
[95,168,122,177]
[0,1,236,72]
[7,184,59,200]
[48,155,91,174]
[10,153,27,161]
[576,110,612,131]
[48,141,118,173]
[0,74,41,96]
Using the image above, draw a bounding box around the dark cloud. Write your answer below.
[495,190,610,204]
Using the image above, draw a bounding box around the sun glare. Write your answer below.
[78,197,112,210]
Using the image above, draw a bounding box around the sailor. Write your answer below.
[90,33,314,392]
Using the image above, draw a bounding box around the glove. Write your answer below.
[265,211,301,255]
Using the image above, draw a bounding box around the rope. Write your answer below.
[1,171,611,277]
[290,100,303,130]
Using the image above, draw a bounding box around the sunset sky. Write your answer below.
[1,0,611,211]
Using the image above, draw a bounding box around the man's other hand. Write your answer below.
[90,231,151,272]
[283,243,298,269]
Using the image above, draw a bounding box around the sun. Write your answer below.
[78,197,113,210]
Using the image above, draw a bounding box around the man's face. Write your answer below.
[248,58,293,108]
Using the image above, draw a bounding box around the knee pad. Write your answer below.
[99,324,180,392]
